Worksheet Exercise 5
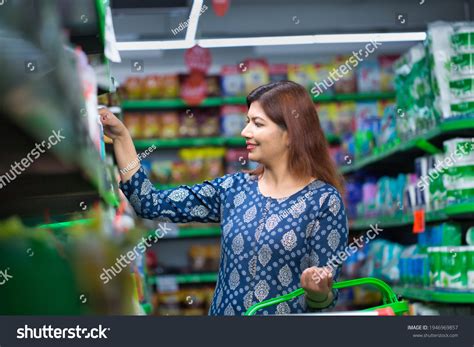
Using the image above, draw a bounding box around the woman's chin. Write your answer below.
[248,153,258,162]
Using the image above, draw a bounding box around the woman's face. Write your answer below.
[241,101,289,164]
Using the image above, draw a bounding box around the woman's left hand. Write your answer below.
[300,266,333,302]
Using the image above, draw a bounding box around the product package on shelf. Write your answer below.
[220,105,247,137]
[241,59,270,95]
[220,65,245,97]
[427,21,474,118]
[124,109,221,140]
[394,44,436,141]
[415,137,474,209]
[121,74,180,100]
[74,47,105,159]
[269,63,288,83]
[143,147,226,185]
[288,63,317,92]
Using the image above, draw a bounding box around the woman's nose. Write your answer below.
[241,124,251,138]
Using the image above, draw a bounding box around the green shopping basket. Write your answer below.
[244,277,409,316]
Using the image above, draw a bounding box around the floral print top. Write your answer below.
[120,167,348,315]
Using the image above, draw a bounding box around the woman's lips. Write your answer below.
[246,144,257,151]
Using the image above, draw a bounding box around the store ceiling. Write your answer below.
[111,0,470,42]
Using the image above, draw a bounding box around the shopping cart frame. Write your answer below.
[244,277,408,316]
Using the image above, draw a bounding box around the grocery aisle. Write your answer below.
[0,0,473,319]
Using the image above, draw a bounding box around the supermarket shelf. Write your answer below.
[134,134,339,149]
[134,137,229,149]
[152,273,218,285]
[36,218,94,230]
[121,92,395,110]
[393,286,474,304]
[340,117,474,175]
[157,226,221,239]
[122,98,225,109]
[349,202,474,230]
[313,91,395,103]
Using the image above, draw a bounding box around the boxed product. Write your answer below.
[220,105,247,137]
[242,59,270,94]
[220,65,245,97]
[333,56,357,93]
[420,223,462,247]
[315,103,336,134]
[313,62,335,95]
[378,55,399,91]
[356,60,380,93]
[334,102,356,135]
[288,63,317,92]
[205,75,221,97]
[269,64,288,83]
[355,102,378,131]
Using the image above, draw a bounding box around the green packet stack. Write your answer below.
[428,246,474,290]
[428,21,474,118]
[442,138,474,203]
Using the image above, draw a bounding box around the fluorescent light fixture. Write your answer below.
[198,32,427,47]
[116,40,194,50]
[116,32,426,51]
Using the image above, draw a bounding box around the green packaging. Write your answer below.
[452,29,474,53]
[467,246,474,289]
[443,138,474,166]
[443,166,474,203]
[449,77,474,98]
[428,247,442,287]
[467,227,474,245]
[440,246,468,289]
[429,222,462,247]
[450,98,474,116]
[451,53,474,74]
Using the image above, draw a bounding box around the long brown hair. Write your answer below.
[246,80,345,195]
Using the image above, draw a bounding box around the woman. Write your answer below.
[101,80,348,315]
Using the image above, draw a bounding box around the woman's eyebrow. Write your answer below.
[247,115,265,121]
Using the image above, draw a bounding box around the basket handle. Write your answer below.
[244,277,400,316]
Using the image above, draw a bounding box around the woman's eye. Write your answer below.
[255,123,262,127]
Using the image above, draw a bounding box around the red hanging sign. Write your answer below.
[184,45,212,74]
[212,0,230,16]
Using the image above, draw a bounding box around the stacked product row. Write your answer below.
[345,137,474,219]
[120,56,398,101]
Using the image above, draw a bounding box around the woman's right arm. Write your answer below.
[99,108,230,223]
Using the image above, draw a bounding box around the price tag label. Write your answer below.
[413,209,425,234]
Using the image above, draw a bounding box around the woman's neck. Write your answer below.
[258,163,315,198]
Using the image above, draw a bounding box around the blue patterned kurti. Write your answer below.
[120,167,348,315]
